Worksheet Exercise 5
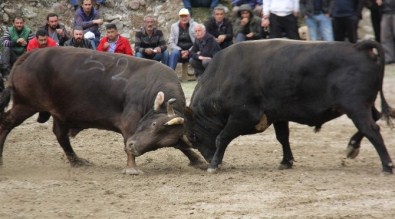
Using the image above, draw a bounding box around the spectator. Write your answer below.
[70,0,105,10]
[331,0,364,43]
[204,6,234,49]
[64,26,94,49]
[189,24,221,78]
[39,13,70,46]
[74,0,103,49]
[365,0,381,42]
[262,0,300,39]
[234,4,262,42]
[168,8,197,70]
[377,0,395,64]
[300,0,334,41]
[183,0,219,14]
[27,29,57,52]
[134,15,169,64]
[0,16,34,76]
[232,0,263,17]
[97,23,133,55]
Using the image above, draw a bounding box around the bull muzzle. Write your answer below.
[125,139,141,156]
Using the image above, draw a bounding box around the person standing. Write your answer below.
[39,13,70,46]
[1,17,34,76]
[167,8,197,70]
[97,23,133,55]
[134,15,169,64]
[189,24,221,78]
[300,0,334,41]
[204,6,234,49]
[331,0,364,43]
[27,29,57,51]
[377,0,395,64]
[74,0,103,49]
[262,0,300,39]
[64,26,94,49]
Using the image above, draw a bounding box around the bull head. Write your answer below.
[153,91,184,126]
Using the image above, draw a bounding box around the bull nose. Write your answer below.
[126,140,141,156]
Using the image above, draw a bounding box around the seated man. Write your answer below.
[134,15,168,64]
[204,6,233,49]
[27,29,57,51]
[234,4,262,42]
[189,23,221,78]
[64,26,94,49]
[183,0,219,14]
[39,13,70,46]
[168,8,197,70]
[1,16,34,76]
[97,23,133,55]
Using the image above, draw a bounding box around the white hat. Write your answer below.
[178,8,190,16]
[84,31,95,39]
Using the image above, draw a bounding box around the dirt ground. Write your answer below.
[1,67,395,219]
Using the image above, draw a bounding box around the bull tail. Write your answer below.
[355,40,395,127]
[0,87,12,120]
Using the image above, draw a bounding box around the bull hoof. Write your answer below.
[382,163,394,175]
[346,145,360,159]
[189,159,208,170]
[70,157,91,167]
[278,163,293,170]
[279,159,294,170]
[207,167,218,173]
[122,168,144,175]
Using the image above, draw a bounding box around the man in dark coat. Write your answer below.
[189,23,221,78]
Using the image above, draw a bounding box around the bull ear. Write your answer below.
[167,98,176,117]
[184,107,195,121]
[164,117,184,126]
[154,91,165,111]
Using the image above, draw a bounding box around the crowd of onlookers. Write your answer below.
[1,0,395,81]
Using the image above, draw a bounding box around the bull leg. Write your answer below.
[52,118,90,166]
[0,105,37,165]
[346,107,381,159]
[122,145,143,175]
[346,132,364,159]
[349,110,393,173]
[178,147,207,170]
[273,121,295,169]
[208,114,259,173]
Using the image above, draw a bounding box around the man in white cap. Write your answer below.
[167,8,197,70]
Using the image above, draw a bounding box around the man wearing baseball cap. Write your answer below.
[167,8,197,70]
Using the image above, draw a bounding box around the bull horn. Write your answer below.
[153,91,165,111]
[167,98,176,116]
[164,117,184,126]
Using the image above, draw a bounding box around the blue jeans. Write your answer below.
[135,50,169,65]
[168,49,189,70]
[183,0,219,9]
[305,13,333,41]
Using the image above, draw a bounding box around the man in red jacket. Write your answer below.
[97,23,133,55]
[27,29,57,51]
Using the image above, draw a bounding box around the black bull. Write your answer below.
[185,39,395,174]
[0,47,205,174]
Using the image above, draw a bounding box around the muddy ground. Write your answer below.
[1,66,395,219]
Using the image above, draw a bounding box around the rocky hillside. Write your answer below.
[0,0,223,43]
[0,0,375,44]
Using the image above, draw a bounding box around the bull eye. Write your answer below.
[152,122,156,127]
